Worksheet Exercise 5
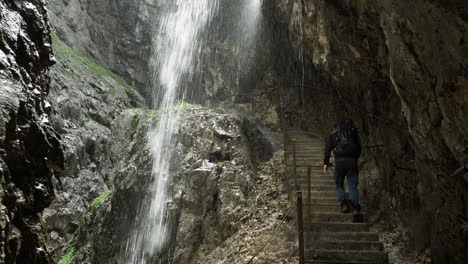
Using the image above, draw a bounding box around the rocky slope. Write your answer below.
[60,107,280,263]
[0,0,63,263]
[43,33,145,256]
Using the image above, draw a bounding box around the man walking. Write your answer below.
[323,119,362,221]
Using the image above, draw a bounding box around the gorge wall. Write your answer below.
[0,0,63,263]
[0,0,466,263]
[263,1,467,263]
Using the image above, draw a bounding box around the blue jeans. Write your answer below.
[334,159,359,207]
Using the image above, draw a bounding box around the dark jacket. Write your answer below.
[323,129,362,166]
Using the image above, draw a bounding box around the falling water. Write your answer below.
[121,1,262,263]
[292,0,306,104]
[121,1,220,263]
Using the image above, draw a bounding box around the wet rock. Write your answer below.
[241,114,281,163]
[47,0,160,90]
[43,33,145,255]
[0,0,64,263]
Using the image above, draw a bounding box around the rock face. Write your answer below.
[0,0,64,263]
[264,0,467,262]
[46,0,159,90]
[46,0,277,107]
[15,0,464,263]
[65,107,280,264]
[42,33,145,256]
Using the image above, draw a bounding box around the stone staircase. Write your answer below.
[285,130,388,264]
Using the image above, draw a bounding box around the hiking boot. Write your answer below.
[340,200,350,213]
[352,204,363,222]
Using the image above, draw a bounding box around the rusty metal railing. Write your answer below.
[307,167,312,221]
[297,192,305,264]
[292,138,299,191]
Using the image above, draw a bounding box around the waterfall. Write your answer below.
[120,1,262,263]
[121,1,220,263]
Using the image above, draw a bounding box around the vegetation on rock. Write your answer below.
[51,33,137,95]
[88,189,113,215]
[58,247,77,264]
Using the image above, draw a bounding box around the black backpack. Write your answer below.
[334,119,360,157]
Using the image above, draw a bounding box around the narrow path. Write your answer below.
[285,130,388,264]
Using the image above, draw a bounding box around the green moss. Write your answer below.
[176,102,203,109]
[87,189,113,215]
[58,247,77,264]
[51,32,138,95]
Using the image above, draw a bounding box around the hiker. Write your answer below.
[323,119,362,218]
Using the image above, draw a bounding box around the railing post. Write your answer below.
[292,138,298,190]
[297,192,305,264]
[307,167,312,221]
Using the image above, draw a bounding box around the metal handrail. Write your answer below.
[297,192,305,264]
[450,164,467,177]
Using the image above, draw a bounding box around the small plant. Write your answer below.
[88,189,113,215]
[176,102,203,109]
[58,247,77,264]
[148,109,160,120]
[132,111,141,123]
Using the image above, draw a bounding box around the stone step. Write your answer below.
[289,148,323,151]
[285,158,323,164]
[286,156,324,160]
[288,177,335,182]
[290,180,335,187]
[301,180,335,185]
[293,183,336,189]
[288,138,321,141]
[286,147,323,151]
[305,250,388,264]
[288,144,323,148]
[302,204,341,213]
[298,190,337,197]
[287,134,319,138]
[308,197,338,204]
[305,232,381,242]
[286,155,324,159]
[308,190,337,197]
[289,175,334,179]
[288,174,333,179]
[288,176,333,181]
[302,185,336,191]
[304,222,370,232]
[306,213,354,223]
[286,165,331,169]
[306,240,384,251]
